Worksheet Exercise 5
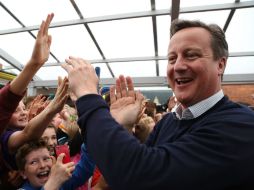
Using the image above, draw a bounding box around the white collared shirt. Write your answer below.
[175,90,224,120]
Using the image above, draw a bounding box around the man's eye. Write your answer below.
[168,56,176,64]
[186,53,199,59]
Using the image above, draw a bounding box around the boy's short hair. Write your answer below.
[16,140,49,171]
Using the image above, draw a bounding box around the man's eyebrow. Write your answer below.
[184,47,202,52]
[167,47,203,57]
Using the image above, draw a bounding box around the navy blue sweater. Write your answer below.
[77,95,254,190]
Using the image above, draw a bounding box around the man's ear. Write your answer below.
[20,171,27,179]
[217,57,227,76]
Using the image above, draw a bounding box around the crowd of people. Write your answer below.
[1,12,254,190]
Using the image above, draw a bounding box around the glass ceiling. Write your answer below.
[0,0,254,89]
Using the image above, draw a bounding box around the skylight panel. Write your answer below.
[89,17,154,59]
[36,66,67,80]
[0,32,37,65]
[1,0,79,26]
[157,15,171,56]
[32,25,102,62]
[0,6,21,30]
[226,8,254,52]
[109,60,156,77]
[155,0,172,10]
[75,0,150,18]
[180,0,234,7]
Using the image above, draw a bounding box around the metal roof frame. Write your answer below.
[0,0,254,89]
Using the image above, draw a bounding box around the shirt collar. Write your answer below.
[175,90,224,120]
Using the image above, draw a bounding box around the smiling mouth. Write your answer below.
[37,171,50,179]
[19,118,27,122]
[175,78,192,85]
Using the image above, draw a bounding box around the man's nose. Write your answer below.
[174,57,187,72]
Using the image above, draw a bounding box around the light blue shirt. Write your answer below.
[175,90,224,120]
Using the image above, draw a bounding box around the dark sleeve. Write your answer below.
[77,95,172,189]
[76,95,254,190]
[0,130,17,169]
[0,83,24,135]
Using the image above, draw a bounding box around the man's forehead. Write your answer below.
[170,27,210,43]
[168,28,211,52]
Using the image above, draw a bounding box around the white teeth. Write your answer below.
[38,171,49,176]
[177,78,189,82]
[19,118,27,122]
[176,78,191,84]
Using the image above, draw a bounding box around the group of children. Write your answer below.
[0,13,94,190]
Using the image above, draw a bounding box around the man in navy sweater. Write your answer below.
[62,20,254,190]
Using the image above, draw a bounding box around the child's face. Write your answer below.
[9,101,28,128]
[22,148,52,188]
[41,128,58,155]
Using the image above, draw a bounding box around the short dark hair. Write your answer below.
[16,140,49,171]
[46,124,57,133]
[170,19,229,60]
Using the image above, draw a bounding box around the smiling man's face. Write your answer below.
[167,27,224,108]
